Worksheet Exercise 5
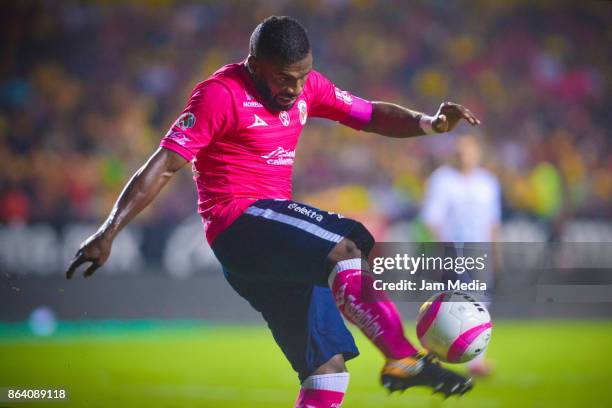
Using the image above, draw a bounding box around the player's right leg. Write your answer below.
[221,269,354,408]
[326,239,473,397]
[295,355,349,408]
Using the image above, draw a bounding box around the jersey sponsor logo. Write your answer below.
[175,112,196,130]
[287,202,324,222]
[261,146,295,166]
[334,87,353,105]
[243,91,263,107]
[247,114,268,128]
[298,100,308,125]
[167,131,191,146]
[279,110,290,126]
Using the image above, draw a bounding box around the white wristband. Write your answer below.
[419,114,436,135]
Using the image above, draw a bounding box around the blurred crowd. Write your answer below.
[0,0,609,238]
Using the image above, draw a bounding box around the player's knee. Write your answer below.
[312,354,347,375]
[326,238,362,270]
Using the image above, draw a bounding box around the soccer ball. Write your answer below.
[415,291,492,363]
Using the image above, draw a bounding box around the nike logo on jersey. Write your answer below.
[247,114,268,128]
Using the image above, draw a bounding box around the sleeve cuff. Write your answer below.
[340,96,373,130]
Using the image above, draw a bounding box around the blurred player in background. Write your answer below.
[66,16,480,407]
[421,134,501,376]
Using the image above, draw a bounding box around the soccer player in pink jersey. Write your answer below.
[66,16,480,406]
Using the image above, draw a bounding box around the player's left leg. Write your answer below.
[326,239,418,360]
[326,238,473,397]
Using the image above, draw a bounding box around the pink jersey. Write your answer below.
[160,61,372,243]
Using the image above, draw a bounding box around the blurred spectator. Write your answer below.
[421,134,501,243]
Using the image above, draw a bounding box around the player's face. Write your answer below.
[249,53,312,111]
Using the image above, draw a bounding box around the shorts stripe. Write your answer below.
[245,206,344,243]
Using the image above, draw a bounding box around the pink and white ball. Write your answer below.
[416,291,492,363]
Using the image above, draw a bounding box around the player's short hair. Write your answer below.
[249,16,310,64]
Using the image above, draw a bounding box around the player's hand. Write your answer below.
[65,231,112,279]
[432,102,480,133]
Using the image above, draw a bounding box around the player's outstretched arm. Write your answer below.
[65,147,188,279]
[363,101,480,138]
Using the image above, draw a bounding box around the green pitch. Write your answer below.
[1,320,611,407]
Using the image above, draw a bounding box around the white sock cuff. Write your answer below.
[301,373,350,393]
[328,258,369,288]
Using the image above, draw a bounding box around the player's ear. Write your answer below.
[246,55,259,75]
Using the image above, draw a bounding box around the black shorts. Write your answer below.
[211,199,375,381]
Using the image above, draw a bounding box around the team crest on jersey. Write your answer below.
[279,110,290,126]
[298,100,308,125]
[176,112,196,130]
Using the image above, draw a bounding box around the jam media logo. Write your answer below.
[298,100,308,125]
[261,146,295,165]
[334,87,353,104]
[279,110,290,126]
[175,112,196,130]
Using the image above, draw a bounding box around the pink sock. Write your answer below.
[295,389,345,408]
[294,373,348,408]
[330,258,418,360]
